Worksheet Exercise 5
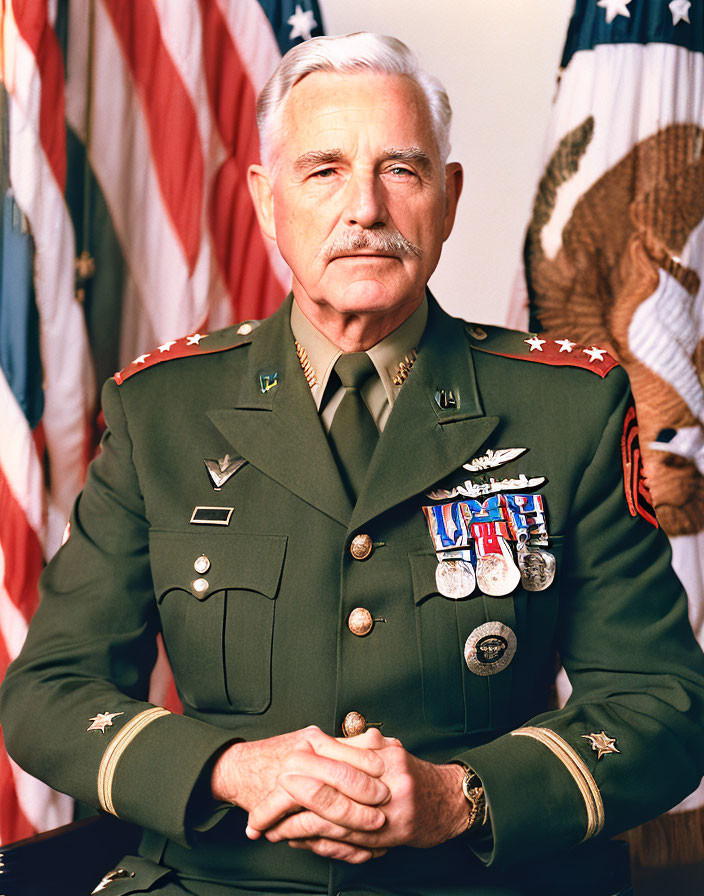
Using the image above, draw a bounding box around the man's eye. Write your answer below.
[311,168,336,178]
[388,166,415,177]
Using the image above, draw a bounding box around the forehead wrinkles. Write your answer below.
[279,72,437,159]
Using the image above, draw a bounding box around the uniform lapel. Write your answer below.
[350,300,498,532]
[208,297,353,525]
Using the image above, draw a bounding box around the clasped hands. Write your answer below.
[211,725,468,864]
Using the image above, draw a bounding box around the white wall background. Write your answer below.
[319,0,574,325]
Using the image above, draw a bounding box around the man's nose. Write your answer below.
[342,171,388,229]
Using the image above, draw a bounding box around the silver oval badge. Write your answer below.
[464,621,517,676]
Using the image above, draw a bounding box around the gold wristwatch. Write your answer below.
[461,766,487,834]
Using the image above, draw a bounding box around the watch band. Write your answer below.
[461,766,487,834]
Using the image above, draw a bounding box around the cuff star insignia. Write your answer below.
[582,730,620,759]
[87,711,124,734]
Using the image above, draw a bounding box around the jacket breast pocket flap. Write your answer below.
[409,550,518,735]
[149,531,287,713]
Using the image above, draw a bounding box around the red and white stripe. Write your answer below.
[65,0,289,367]
[1,0,296,842]
[1,0,90,842]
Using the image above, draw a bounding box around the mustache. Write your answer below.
[320,229,422,260]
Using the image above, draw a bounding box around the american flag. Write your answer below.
[0,0,322,845]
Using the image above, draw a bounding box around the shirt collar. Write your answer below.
[290,294,428,410]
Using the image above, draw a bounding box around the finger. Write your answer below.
[335,729,401,750]
[283,751,389,805]
[288,838,387,864]
[304,728,386,776]
[263,808,386,844]
[248,773,386,835]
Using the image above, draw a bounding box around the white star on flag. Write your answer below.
[158,341,176,353]
[583,346,607,362]
[87,711,124,733]
[288,4,317,42]
[134,353,150,365]
[597,0,632,24]
[187,333,204,345]
[524,336,546,352]
[555,338,576,353]
[669,0,691,25]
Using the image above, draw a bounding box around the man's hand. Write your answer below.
[246,733,469,861]
[211,726,391,863]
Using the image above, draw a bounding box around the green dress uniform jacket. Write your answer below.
[1,296,703,896]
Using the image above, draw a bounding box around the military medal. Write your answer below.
[464,621,517,675]
[423,485,555,599]
[517,544,556,591]
[473,523,520,596]
[435,558,476,599]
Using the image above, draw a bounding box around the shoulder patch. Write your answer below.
[466,324,619,379]
[114,325,255,385]
[622,401,658,528]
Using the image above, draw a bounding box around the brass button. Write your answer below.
[342,711,367,737]
[469,325,487,341]
[194,554,210,574]
[192,578,209,598]
[350,534,373,561]
[348,608,374,637]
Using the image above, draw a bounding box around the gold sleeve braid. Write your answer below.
[511,726,604,841]
[97,707,171,816]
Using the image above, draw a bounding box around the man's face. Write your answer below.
[249,71,462,330]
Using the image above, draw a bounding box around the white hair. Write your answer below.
[256,32,452,169]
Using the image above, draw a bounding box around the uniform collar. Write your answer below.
[290,293,428,409]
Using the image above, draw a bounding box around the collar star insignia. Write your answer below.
[187,333,204,346]
[669,0,691,25]
[583,345,607,362]
[582,730,620,759]
[87,711,124,733]
[287,3,317,41]
[597,0,631,24]
[555,338,576,353]
[524,336,546,352]
[158,340,176,353]
[134,353,150,365]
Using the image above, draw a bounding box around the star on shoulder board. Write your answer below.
[87,711,124,733]
[582,730,620,760]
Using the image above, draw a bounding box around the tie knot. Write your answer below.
[334,353,376,390]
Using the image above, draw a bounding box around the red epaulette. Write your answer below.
[466,324,619,379]
[114,321,259,385]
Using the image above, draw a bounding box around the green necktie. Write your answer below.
[328,353,379,501]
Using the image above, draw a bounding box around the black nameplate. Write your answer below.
[190,506,234,526]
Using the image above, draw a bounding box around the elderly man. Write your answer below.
[1,32,703,896]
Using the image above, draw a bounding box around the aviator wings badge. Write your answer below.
[204,454,247,490]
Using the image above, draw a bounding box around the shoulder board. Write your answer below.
[114,320,260,385]
[465,323,619,379]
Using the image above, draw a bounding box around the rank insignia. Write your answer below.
[582,730,620,759]
[621,402,658,528]
[259,370,278,393]
[203,454,247,489]
[87,711,124,734]
[435,388,459,410]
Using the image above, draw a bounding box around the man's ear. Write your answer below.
[247,164,276,241]
[442,162,464,242]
